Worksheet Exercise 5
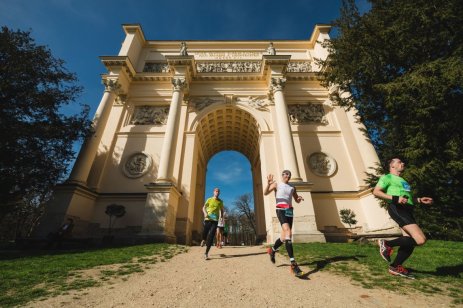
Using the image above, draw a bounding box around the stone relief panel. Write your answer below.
[188,97,223,112]
[236,96,270,111]
[130,106,169,125]
[196,61,261,73]
[288,104,328,125]
[307,152,337,177]
[143,62,170,73]
[122,152,153,178]
[286,61,312,72]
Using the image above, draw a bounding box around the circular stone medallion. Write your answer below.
[122,152,152,178]
[307,152,337,177]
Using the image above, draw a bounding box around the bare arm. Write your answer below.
[373,186,408,205]
[264,174,277,196]
[293,187,304,203]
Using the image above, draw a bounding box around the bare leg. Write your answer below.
[401,224,427,246]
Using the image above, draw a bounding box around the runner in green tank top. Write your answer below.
[373,157,433,279]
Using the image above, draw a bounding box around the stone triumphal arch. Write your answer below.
[36,24,399,244]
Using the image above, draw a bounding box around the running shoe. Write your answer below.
[388,265,415,279]
[200,240,205,247]
[290,262,304,277]
[204,253,209,260]
[378,239,393,263]
[267,247,276,264]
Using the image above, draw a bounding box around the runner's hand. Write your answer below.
[420,197,433,205]
[267,174,274,185]
[399,196,408,204]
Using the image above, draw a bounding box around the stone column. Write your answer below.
[68,79,120,185]
[270,77,302,181]
[156,77,186,182]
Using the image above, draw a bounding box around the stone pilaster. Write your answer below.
[156,77,186,183]
[270,77,302,181]
[68,79,121,185]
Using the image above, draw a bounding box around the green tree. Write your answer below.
[0,27,91,239]
[318,0,463,240]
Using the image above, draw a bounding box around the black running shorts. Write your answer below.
[276,209,293,228]
[387,203,416,227]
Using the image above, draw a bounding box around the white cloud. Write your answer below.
[212,161,244,184]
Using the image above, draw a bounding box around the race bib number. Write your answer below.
[285,208,294,217]
[401,181,411,192]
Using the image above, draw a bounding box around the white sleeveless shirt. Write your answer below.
[275,182,294,209]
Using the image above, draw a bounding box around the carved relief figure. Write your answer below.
[130,106,169,125]
[189,97,222,112]
[196,61,261,73]
[123,153,152,178]
[286,61,312,72]
[237,96,269,111]
[288,104,328,125]
[143,62,170,73]
[308,153,337,177]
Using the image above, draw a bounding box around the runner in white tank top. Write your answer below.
[264,170,305,277]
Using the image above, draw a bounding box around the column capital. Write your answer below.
[172,77,187,91]
[270,77,287,93]
[102,78,121,93]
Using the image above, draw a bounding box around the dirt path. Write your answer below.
[31,245,453,307]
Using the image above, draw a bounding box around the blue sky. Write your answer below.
[1,0,369,209]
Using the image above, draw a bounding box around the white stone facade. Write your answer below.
[36,24,399,244]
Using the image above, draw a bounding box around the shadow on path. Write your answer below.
[277,255,366,279]
[217,252,267,259]
[410,263,463,277]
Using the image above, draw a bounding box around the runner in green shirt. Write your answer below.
[373,157,433,279]
[201,188,224,260]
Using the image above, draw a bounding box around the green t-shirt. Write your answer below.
[204,197,223,221]
[376,174,414,206]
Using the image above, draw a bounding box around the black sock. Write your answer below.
[285,239,294,260]
[273,238,283,251]
[391,237,416,267]
[391,245,415,267]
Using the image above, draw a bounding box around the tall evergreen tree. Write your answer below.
[318,0,463,240]
[0,27,91,238]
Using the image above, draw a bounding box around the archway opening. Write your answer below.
[205,151,256,245]
[192,106,266,244]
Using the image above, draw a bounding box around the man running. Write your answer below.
[373,157,433,279]
[264,170,304,277]
[201,187,224,260]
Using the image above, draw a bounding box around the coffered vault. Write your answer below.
[196,107,260,162]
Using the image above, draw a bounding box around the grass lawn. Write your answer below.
[287,240,463,305]
[0,244,187,307]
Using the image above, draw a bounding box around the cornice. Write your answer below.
[100,56,136,78]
